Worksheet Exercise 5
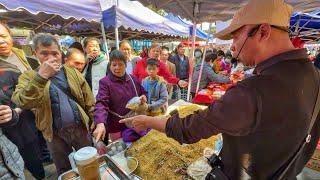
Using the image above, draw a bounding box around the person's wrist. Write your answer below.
[97,123,105,128]
[37,72,48,80]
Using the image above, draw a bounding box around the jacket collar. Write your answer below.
[108,72,130,82]
[144,75,166,84]
[253,48,308,75]
[12,47,32,70]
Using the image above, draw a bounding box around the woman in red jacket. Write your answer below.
[133,44,188,87]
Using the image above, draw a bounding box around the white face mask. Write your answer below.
[195,51,202,58]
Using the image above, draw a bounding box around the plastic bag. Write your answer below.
[125,97,148,113]
[187,157,212,180]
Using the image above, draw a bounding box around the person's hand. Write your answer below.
[38,58,61,79]
[120,115,149,132]
[86,54,98,62]
[178,80,188,88]
[218,71,228,76]
[140,95,147,104]
[93,123,106,143]
[90,122,95,133]
[0,105,13,124]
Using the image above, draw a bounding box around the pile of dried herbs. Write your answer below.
[127,130,220,179]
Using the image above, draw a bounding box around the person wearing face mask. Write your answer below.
[133,44,188,88]
[191,53,231,95]
[193,48,203,66]
[220,50,232,74]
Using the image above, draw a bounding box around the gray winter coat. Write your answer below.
[0,129,25,179]
[191,61,230,93]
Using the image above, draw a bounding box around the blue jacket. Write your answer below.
[142,76,168,115]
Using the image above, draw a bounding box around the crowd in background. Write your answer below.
[1,19,320,179]
[0,21,236,178]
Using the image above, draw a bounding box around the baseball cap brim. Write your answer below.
[215,23,243,40]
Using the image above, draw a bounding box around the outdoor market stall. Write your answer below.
[290,10,320,43]
[135,0,320,101]
[0,0,189,49]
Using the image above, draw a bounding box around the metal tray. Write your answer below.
[58,154,140,180]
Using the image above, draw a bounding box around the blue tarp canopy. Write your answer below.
[165,13,213,40]
[0,0,189,38]
[136,0,320,23]
[290,10,320,43]
[102,0,188,37]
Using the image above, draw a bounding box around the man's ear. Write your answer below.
[258,23,272,42]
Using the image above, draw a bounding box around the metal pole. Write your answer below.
[115,0,120,50]
[195,23,212,94]
[101,21,109,60]
[187,21,197,101]
[115,27,120,50]
[98,0,109,59]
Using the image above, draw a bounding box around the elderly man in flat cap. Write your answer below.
[121,0,320,179]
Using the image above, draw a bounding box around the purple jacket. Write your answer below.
[94,73,146,133]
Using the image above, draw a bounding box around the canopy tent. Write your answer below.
[290,10,320,43]
[102,0,189,37]
[136,0,320,23]
[0,0,102,22]
[0,0,189,41]
[0,6,101,36]
[165,13,212,40]
[0,6,186,40]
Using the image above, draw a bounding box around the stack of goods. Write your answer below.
[192,72,245,105]
[230,72,245,83]
[126,130,220,179]
[192,82,234,104]
[306,140,320,171]
[126,103,221,179]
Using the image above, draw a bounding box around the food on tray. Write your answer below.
[176,104,204,118]
[127,130,220,179]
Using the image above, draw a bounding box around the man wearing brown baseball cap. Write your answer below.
[121,0,320,179]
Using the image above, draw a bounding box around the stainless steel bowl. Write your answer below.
[106,139,128,156]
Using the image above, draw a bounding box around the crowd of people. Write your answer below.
[0,19,237,178]
[0,0,320,179]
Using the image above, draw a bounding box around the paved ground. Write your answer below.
[25,163,58,180]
